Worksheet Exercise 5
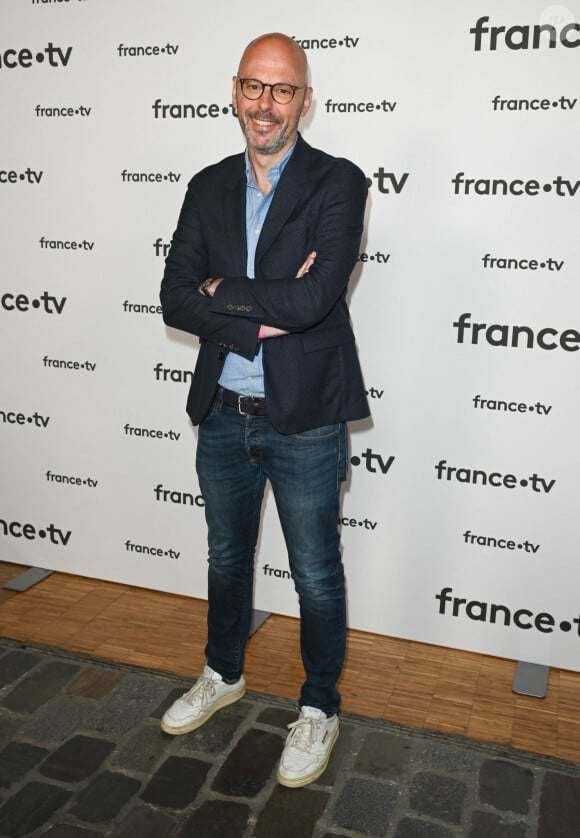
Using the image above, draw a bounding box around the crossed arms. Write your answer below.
[160,156,367,359]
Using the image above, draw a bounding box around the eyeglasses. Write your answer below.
[237,77,307,105]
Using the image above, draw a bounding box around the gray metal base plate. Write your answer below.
[3,567,54,592]
[512,661,549,697]
[249,609,271,636]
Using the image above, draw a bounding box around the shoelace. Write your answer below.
[183,674,215,709]
[287,716,317,753]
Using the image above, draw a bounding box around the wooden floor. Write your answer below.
[1,561,579,764]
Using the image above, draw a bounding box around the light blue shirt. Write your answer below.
[218,141,296,397]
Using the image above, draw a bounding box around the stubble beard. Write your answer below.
[239,111,299,156]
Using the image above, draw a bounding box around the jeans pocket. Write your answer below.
[201,396,223,425]
[290,423,342,442]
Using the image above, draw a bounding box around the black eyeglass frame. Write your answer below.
[237,77,308,104]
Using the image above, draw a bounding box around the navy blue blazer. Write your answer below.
[160,134,370,434]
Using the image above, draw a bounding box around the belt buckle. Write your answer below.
[238,395,253,416]
[237,395,263,416]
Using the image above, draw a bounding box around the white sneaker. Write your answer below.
[277,706,339,787]
[160,666,245,735]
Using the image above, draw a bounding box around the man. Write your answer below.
[159,32,369,788]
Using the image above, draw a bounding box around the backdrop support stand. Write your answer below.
[249,609,270,636]
[512,661,549,698]
[3,568,54,592]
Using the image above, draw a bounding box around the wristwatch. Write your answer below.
[199,278,214,297]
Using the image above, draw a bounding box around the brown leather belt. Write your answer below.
[220,387,268,416]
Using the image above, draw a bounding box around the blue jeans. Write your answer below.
[196,390,348,717]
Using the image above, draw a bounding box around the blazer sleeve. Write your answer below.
[160,176,260,361]
[210,160,367,332]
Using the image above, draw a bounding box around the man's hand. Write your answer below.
[198,277,224,298]
[259,325,288,338]
[296,250,316,278]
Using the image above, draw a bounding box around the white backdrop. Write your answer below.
[2,0,580,670]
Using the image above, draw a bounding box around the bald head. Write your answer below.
[238,33,309,86]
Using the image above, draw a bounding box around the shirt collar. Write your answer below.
[245,139,297,191]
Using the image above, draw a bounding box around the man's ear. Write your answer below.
[301,86,314,118]
[231,76,238,111]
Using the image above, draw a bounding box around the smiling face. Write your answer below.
[232,34,312,162]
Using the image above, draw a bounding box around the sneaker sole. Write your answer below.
[276,724,339,788]
[160,684,246,735]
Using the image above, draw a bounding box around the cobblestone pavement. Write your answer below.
[0,639,579,837]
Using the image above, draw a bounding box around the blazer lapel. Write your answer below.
[223,163,247,274]
[255,135,310,270]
